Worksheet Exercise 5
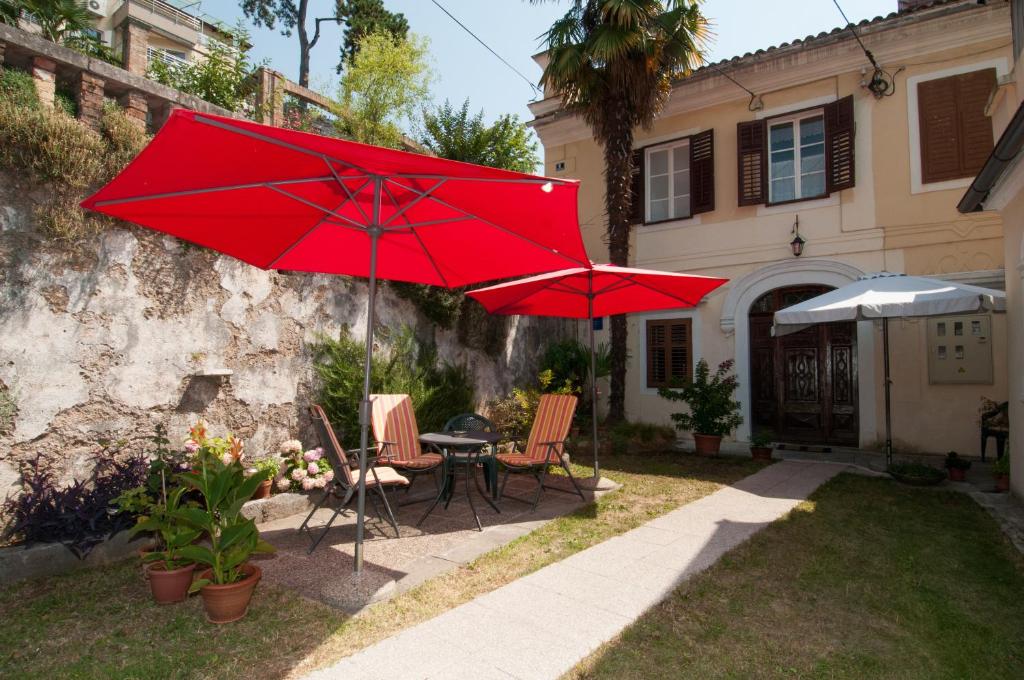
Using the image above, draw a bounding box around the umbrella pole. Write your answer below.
[355,181,383,574]
[588,272,599,478]
[883,317,893,467]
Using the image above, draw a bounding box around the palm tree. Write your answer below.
[533,0,708,422]
[17,1,94,45]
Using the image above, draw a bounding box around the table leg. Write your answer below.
[416,448,450,527]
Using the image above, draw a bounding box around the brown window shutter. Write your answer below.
[690,129,715,214]
[646,318,693,388]
[957,69,996,175]
[825,95,855,192]
[630,148,645,224]
[737,119,767,206]
[919,75,962,183]
[918,68,995,183]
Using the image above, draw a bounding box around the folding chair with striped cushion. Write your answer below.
[370,394,444,496]
[496,393,585,511]
[298,405,409,553]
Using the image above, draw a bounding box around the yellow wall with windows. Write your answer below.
[533,1,1010,455]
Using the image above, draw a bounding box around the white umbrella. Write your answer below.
[773,273,1006,463]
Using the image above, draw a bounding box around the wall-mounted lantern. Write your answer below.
[790,215,805,257]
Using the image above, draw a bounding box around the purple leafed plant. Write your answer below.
[2,453,148,559]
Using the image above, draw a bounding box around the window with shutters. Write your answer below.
[917,69,996,184]
[646,139,691,222]
[737,96,855,206]
[631,129,714,224]
[646,318,692,388]
[768,112,826,203]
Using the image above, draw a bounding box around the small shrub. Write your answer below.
[0,67,39,110]
[607,420,677,455]
[485,370,573,435]
[2,451,149,559]
[312,326,475,447]
[0,93,150,241]
[994,453,1010,477]
[944,451,971,471]
[658,358,743,438]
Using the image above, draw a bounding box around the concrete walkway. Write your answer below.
[305,461,845,680]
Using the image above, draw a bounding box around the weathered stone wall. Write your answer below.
[0,172,566,498]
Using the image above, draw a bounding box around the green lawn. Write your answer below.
[0,452,761,679]
[570,474,1024,680]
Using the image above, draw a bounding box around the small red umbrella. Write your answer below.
[467,264,728,475]
[82,110,588,572]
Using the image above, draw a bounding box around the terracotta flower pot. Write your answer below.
[948,467,967,482]
[147,562,196,604]
[250,479,272,500]
[693,433,723,457]
[995,473,1010,492]
[198,564,262,624]
[750,446,773,462]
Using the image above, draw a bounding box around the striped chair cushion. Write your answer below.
[371,394,422,463]
[390,453,443,469]
[495,453,542,468]
[523,394,578,462]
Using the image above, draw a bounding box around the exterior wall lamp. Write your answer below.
[790,214,805,257]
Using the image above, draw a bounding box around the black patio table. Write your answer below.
[417,432,502,531]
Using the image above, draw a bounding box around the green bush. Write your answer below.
[0,67,39,111]
[147,26,259,112]
[312,326,475,447]
[485,370,574,436]
[658,358,743,437]
[0,91,149,241]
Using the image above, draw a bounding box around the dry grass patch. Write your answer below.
[569,474,1024,680]
[0,453,760,679]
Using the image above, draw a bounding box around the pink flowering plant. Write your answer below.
[183,420,245,468]
[278,440,334,493]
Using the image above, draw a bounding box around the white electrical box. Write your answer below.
[926,314,994,384]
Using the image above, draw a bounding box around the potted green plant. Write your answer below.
[944,451,971,482]
[129,486,202,604]
[247,457,280,500]
[750,432,774,462]
[173,452,275,623]
[993,453,1010,492]
[658,359,743,456]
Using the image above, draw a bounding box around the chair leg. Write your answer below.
[306,486,354,555]
[531,465,548,511]
[498,466,512,502]
[561,460,586,501]
[299,487,331,533]
[376,484,401,538]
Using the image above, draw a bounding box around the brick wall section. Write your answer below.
[151,101,178,130]
[76,72,105,131]
[254,68,285,127]
[118,91,148,130]
[0,40,6,66]
[31,56,56,109]
[121,20,149,77]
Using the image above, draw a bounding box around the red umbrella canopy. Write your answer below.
[82,110,588,287]
[466,264,729,317]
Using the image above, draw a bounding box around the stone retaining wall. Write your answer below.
[0,171,566,501]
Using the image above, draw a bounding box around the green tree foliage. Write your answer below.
[540,338,610,395]
[337,30,432,149]
[312,326,474,447]
[336,0,408,71]
[534,0,708,422]
[419,99,538,173]
[148,27,258,112]
[0,1,19,26]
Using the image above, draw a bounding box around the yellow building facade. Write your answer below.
[530,0,1010,455]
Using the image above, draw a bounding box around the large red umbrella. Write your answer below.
[82,110,588,572]
[467,264,728,475]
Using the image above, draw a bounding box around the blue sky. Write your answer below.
[216,0,897,126]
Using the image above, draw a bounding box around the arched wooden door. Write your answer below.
[749,285,858,446]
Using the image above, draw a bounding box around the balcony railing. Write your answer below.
[147,46,189,70]
[127,0,202,32]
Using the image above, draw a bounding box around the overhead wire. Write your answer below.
[428,0,544,97]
